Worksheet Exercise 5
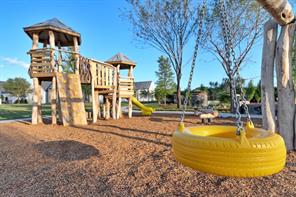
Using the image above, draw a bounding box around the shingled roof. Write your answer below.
[24,18,81,46]
[135,81,152,90]
[105,53,136,69]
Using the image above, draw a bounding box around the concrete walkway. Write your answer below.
[0,116,51,124]
[122,107,262,119]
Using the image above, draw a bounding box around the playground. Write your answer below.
[1,0,296,196]
[0,116,295,196]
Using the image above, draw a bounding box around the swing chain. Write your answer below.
[218,0,251,135]
[180,1,206,124]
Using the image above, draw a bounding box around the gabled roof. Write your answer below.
[24,18,81,46]
[105,53,136,69]
[135,81,152,90]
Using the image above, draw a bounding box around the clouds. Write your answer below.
[1,57,29,68]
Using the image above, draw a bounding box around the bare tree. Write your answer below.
[204,0,265,112]
[124,0,203,108]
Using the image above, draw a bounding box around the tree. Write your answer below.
[3,78,31,103]
[254,80,261,103]
[125,0,204,108]
[204,0,264,112]
[140,89,150,101]
[155,56,176,105]
[245,80,256,102]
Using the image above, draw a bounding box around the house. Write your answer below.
[0,81,19,104]
[134,81,155,102]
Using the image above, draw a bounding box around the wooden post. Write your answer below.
[128,97,132,118]
[32,78,39,125]
[116,64,121,119]
[92,87,98,123]
[58,42,62,72]
[276,23,295,150]
[49,31,56,125]
[117,97,122,119]
[37,79,43,123]
[106,98,110,119]
[261,19,278,132]
[102,103,106,119]
[73,37,79,75]
[112,69,117,119]
[128,66,133,118]
[51,77,57,124]
[256,0,294,25]
[31,33,39,125]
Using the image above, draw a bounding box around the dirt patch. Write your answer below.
[0,115,295,196]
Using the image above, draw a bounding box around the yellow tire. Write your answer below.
[172,123,286,177]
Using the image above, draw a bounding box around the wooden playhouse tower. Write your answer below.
[24,18,87,126]
[89,53,135,122]
[106,53,135,119]
[25,18,146,126]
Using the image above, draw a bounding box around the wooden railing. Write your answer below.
[28,49,54,78]
[118,76,134,97]
[79,56,92,84]
[89,59,117,88]
[28,48,81,78]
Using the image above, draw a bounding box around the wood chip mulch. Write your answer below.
[0,115,295,196]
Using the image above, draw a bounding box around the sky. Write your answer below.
[0,0,290,89]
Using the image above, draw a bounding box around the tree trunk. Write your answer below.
[276,23,295,151]
[261,19,278,132]
[176,74,182,109]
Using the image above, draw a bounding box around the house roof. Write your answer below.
[135,81,152,90]
[24,18,81,46]
[105,53,136,69]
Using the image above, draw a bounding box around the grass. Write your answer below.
[0,104,51,120]
[0,102,230,121]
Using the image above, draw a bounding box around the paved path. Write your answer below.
[122,107,262,119]
[0,116,51,124]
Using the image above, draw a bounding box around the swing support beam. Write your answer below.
[256,0,294,25]
[257,0,296,150]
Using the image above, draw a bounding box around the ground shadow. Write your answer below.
[104,125,172,137]
[34,140,100,161]
[74,126,171,147]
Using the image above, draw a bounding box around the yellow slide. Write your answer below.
[131,97,155,116]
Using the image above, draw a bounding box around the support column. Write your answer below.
[32,78,39,125]
[117,97,121,119]
[128,97,132,118]
[31,33,39,125]
[276,23,295,151]
[37,79,43,123]
[128,66,133,118]
[106,98,110,119]
[51,77,57,124]
[73,37,79,75]
[261,19,278,132]
[93,91,98,123]
[49,30,56,124]
[58,41,63,72]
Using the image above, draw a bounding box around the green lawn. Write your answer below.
[0,104,51,120]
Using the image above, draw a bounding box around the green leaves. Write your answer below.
[3,78,31,103]
[155,56,176,104]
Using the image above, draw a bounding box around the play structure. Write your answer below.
[24,18,152,126]
[173,0,291,177]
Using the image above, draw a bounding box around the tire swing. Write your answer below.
[172,0,286,177]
